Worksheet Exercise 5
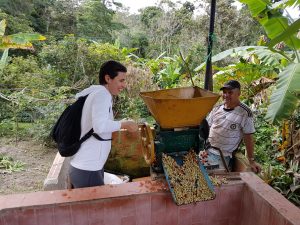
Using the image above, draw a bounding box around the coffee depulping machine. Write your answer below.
[139,86,220,175]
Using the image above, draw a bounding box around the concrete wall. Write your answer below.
[2,174,300,225]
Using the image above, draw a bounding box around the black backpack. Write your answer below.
[50,95,111,157]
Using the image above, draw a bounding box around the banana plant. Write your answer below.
[0,19,46,71]
[0,19,46,101]
[239,0,300,124]
[195,0,300,124]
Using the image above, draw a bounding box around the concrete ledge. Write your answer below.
[240,172,300,225]
[43,153,70,191]
[2,174,299,225]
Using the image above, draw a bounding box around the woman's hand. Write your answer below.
[121,120,139,132]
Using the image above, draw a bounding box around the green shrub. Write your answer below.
[30,101,67,145]
[0,154,25,173]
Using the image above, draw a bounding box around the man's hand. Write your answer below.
[244,134,261,173]
[121,120,139,132]
[249,160,262,173]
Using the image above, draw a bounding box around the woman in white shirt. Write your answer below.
[69,60,138,188]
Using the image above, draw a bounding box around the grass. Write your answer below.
[0,154,25,173]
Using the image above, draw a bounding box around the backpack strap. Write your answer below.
[79,129,94,143]
[79,129,112,143]
[92,130,112,141]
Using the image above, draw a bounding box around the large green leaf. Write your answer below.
[265,63,300,123]
[286,0,300,6]
[194,46,285,71]
[240,0,300,49]
[239,0,269,16]
[260,16,289,39]
[195,46,260,71]
[253,49,285,66]
[6,33,46,44]
[271,0,299,9]
[0,42,33,50]
[0,20,6,37]
[0,33,46,50]
[268,18,300,47]
[261,15,300,49]
[0,48,8,72]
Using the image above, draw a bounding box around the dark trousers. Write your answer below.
[69,165,104,188]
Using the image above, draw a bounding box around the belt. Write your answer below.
[210,146,230,173]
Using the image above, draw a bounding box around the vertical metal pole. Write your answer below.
[204,0,216,91]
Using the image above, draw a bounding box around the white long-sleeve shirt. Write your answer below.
[70,85,121,171]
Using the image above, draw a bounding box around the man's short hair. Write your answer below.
[99,60,127,85]
[220,80,241,90]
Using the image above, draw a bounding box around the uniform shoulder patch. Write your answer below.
[239,103,253,117]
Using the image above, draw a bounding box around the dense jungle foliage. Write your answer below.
[0,0,299,206]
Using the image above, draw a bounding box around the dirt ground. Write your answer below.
[0,137,57,195]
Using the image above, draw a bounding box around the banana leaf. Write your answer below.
[0,33,46,50]
[253,47,288,66]
[272,0,300,8]
[0,20,6,37]
[240,0,300,49]
[239,0,269,16]
[265,63,300,123]
[0,43,33,50]
[195,46,258,71]
[267,18,300,48]
[261,15,300,49]
[5,33,46,44]
[194,46,285,71]
[0,48,8,72]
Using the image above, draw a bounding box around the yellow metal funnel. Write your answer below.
[140,86,220,128]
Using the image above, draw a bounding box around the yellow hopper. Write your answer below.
[140,86,220,129]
